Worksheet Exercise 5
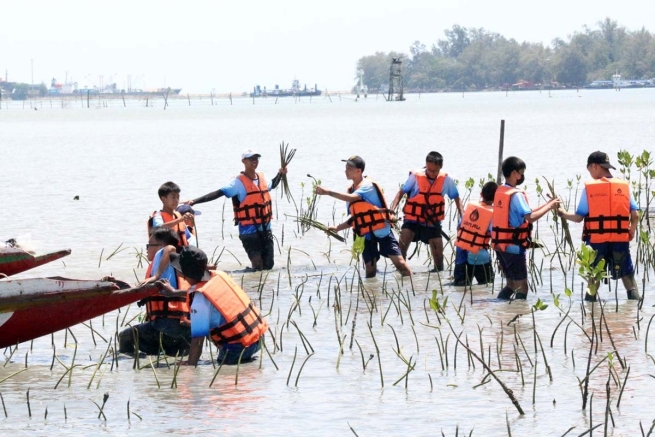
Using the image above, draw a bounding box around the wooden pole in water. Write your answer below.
[187,93,191,106]
[229,93,232,105]
[121,92,126,107]
[210,91,214,106]
[163,88,170,110]
[496,119,505,185]
[87,90,90,108]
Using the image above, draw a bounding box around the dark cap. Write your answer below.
[169,246,212,282]
[176,204,202,216]
[587,151,616,170]
[341,155,365,171]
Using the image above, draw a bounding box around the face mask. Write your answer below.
[517,174,525,186]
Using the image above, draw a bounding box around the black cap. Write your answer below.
[169,246,212,282]
[341,155,365,171]
[587,151,616,170]
[176,204,202,216]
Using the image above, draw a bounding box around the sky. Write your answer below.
[2,0,655,93]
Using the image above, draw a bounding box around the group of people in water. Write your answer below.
[118,147,641,365]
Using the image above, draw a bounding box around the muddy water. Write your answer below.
[1,89,655,435]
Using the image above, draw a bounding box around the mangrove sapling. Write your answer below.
[286,346,298,386]
[446,320,525,415]
[294,353,314,387]
[367,322,384,387]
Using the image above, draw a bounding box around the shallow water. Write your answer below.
[1,90,655,435]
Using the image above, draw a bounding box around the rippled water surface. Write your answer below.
[1,90,655,436]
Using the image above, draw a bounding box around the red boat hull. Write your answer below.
[0,248,71,277]
[0,277,160,348]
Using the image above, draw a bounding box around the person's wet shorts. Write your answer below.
[402,221,441,244]
[588,241,634,279]
[495,250,527,281]
[239,230,275,269]
[218,337,262,365]
[120,318,191,356]
[362,233,403,265]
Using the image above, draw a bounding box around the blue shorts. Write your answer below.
[218,339,261,365]
[587,241,633,279]
[362,233,403,265]
[495,250,527,281]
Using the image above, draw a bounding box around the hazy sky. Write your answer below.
[3,0,654,93]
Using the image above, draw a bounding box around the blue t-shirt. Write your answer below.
[189,289,226,339]
[575,185,638,216]
[221,174,275,235]
[348,180,391,240]
[151,249,178,288]
[501,185,532,255]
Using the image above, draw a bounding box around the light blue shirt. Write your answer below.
[189,289,226,339]
[575,184,638,216]
[502,185,532,254]
[468,249,491,265]
[151,249,178,288]
[348,180,391,239]
[221,175,272,235]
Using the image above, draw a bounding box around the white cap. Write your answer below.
[242,149,261,159]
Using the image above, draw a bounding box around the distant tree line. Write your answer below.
[355,18,655,91]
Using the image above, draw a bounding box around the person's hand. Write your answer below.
[279,166,288,175]
[139,276,158,286]
[315,186,328,196]
[183,200,194,206]
[549,198,561,210]
[629,227,636,241]
[327,225,338,233]
[158,279,176,296]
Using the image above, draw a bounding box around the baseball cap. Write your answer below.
[242,149,261,159]
[176,204,202,216]
[587,151,616,170]
[169,246,212,282]
[341,155,365,170]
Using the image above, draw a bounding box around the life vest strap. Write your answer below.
[457,228,489,248]
[210,303,263,344]
[584,215,630,234]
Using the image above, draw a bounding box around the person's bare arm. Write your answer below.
[186,337,204,366]
[315,186,361,203]
[389,188,405,212]
[525,199,560,223]
[629,209,639,240]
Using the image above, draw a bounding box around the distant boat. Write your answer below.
[585,74,655,89]
[251,79,321,98]
[0,247,71,277]
[0,277,160,348]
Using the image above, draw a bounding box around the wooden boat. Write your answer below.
[0,276,161,348]
[0,247,71,277]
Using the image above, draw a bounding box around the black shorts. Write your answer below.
[402,221,442,244]
[362,233,403,265]
[239,229,275,269]
[587,242,634,280]
[119,318,191,356]
[495,250,527,281]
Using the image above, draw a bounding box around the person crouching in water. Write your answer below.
[314,155,412,278]
[159,246,268,365]
[557,151,640,301]
[453,181,497,286]
[119,227,191,357]
[493,157,560,300]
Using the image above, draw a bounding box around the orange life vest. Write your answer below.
[455,202,494,254]
[195,271,268,348]
[232,173,273,226]
[142,261,192,326]
[583,178,631,243]
[147,211,189,247]
[402,170,446,224]
[347,178,391,236]
[491,185,531,252]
